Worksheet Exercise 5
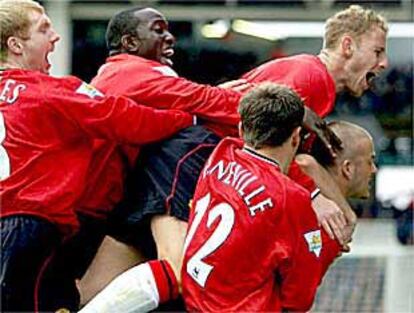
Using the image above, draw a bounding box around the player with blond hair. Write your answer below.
[0,1,193,311]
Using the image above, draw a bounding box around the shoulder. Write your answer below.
[31,72,82,90]
[96,54,153,76]
[42,75,104,103]
[112,54,178,76]
[21,72,85,97]
[282,174,312,208]
[209,137,242,158]
[260,54,317,71]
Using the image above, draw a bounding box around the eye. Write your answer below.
[153,25,165,35]
[154,28,163,34]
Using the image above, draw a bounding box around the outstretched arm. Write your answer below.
[217,79,252,93]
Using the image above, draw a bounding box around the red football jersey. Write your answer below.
[0,69,192,234]
[242,54,336,118]
[287,159,319,194]
[78,54,241,217]
[182,138,340,312]
[243,55,336,193]
[92,54,241,137]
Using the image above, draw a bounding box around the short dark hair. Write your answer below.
[239,83,304,149]
[105,7,144,53]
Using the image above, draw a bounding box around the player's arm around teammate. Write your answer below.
[78,7,250,309]
[241,4,388,247]
[0,2,193,312]
[182,83,338,312]
[80,5,389,312]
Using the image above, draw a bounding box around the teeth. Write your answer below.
[366,72,376,85]
[163,48,174,57]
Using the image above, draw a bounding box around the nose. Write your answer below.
[378,54,389,70]
[372,162,378,174]
[164,31,175,45]
[51,28,60,44]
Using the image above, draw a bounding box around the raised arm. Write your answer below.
[45,81,193,145]
[120,66,241,126]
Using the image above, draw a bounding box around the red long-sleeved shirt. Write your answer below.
[182,138,340,312]
[243,54,337,193]
[0,69,192,234]
[78,54,241,217]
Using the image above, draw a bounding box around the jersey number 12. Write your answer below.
[184,192,235,288]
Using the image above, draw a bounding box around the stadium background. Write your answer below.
[40,0,413,312]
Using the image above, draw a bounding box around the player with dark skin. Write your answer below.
[78,6,387,311]
[78,8,351,312]
[0,2,195,312]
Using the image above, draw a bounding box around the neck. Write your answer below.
[327,166,348,197]
[0,61,12,70]
[0,58,25,71]
[318,49,347,93]
[249,144,294,174]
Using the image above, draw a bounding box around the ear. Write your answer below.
[238,122,243,138]
[341,159,354,181]
[120,34,140,53]
[340,35,354,58]
[291,126,302,149]
[7,37,24,55]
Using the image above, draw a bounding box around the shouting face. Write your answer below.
[20,10,60,74]
[133,8,175,66]
[344,26,388,97]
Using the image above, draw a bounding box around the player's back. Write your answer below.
[242,54,336,117]
[182,137,315,312]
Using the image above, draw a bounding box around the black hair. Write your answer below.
[105,7,145,54]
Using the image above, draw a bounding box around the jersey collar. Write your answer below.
[242,146,280,169]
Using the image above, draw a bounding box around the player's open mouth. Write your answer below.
[45,54,51,69]
[161,48,174,66]
[45,45,55,70]
[365,72,377,87]
[162,48,174,58]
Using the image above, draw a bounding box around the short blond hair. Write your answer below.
[0,0,44,61]
[323,5,388,49]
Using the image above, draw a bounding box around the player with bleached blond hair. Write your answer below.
[0,1,194,311]
[243,4,388,245]
[79,5,389,313]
